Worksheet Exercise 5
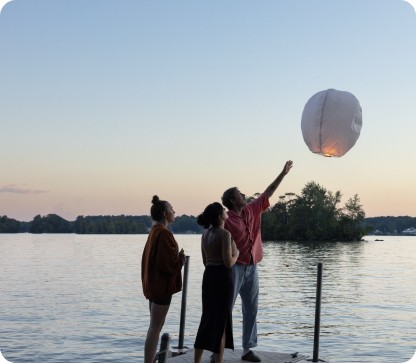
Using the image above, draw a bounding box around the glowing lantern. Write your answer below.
[301,89,362,157]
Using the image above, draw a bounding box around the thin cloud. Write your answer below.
[0,185,50,194]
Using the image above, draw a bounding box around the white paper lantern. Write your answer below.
[301,89,362,157]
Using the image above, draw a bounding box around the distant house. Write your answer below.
[402,227,416,235]
[374,230,382,235]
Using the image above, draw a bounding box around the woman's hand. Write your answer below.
[179,248,186,266]
[223,233,239,268]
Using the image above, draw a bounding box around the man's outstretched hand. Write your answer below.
[266,160,294,198]
[282,160,293,175]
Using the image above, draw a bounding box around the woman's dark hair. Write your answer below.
[197,202,224,229]
[221,187,238,210]
[150,195,168,222]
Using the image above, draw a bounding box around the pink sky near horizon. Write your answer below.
[2,153,415,222]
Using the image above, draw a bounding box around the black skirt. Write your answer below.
[194,265,234,353]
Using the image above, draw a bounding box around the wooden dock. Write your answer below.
[167,349,315,363]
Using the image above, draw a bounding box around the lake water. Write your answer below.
[0,234,415,363]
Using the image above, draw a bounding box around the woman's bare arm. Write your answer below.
[222,232,239,268]
[201,236,207,267]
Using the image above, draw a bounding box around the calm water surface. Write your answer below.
[0,234,415,363]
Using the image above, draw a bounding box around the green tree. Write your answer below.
[0,216,21,233]
[29,214,72,233]
[30,215,43,233]
[338,194,370,240]
[170,215,204,234]
[75,216,85,234]
[259,181,369,241]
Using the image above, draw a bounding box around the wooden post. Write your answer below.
[312,263,323,362]
[158,333,170,363]
[178,256,190,349]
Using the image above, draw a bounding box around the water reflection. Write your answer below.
[0,235,415,363]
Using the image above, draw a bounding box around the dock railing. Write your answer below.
[155,255,191,362]
[157,259,329,362]
[307,262,328,363]
[313,262,323,362]
[178,255,190,349]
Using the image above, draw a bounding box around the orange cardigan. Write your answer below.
[141,225,183,300]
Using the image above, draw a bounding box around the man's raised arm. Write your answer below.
[266,160,293,199]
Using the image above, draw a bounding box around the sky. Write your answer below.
[0,0,416,221]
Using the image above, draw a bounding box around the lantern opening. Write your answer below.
[324,153,333,157]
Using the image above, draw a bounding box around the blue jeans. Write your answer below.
[232,262,259,349]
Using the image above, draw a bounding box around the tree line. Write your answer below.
[0,213,204,234]
[0,216,21,233]
[364,216,416,234]
[1,181,415,239]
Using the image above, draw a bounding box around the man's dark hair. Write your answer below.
[221,187,238,210]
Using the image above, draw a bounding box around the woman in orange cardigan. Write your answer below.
[141,195,186,363]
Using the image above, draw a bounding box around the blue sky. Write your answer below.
[1,0,415,221]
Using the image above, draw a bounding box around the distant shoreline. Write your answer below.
[2,214,416,237]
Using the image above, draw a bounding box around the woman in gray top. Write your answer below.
[194,202,239,363]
